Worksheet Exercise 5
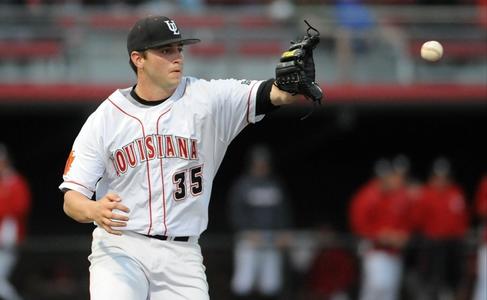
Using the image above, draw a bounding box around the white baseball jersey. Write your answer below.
[59,77,264,237]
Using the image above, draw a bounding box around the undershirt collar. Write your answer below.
[130,85,168,106]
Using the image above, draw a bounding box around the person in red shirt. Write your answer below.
[349,157,414,300]
[473,173,487,300]
[303,225,358,300]
[414,157,469,300]
[306,244,358,300]
[0,143,31,300]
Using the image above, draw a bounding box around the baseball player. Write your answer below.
[413,158,469,300]
[349,158,414,300]
[59,16,322,299]
[0,143,31,300]
[228,145,292,299]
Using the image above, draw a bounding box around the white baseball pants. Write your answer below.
[89,227,208,300]
[473,243,487,300]
[359,250,403,300]
[0,249,22,300]
[231,236,283,296]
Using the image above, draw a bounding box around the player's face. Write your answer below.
[143,43,184,89]
[381,171,405,191]
[250,160,270,178]
[0,158,7,174]
[430,174,450,188]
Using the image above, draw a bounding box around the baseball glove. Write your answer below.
[275,20,323,104]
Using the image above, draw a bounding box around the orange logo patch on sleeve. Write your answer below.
[64,150,75,175]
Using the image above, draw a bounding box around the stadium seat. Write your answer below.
[238,41,283,56]
[88,14,139,29]
[188,42,227,57]
[0,40,62,60]
[237,15,277,29]
[173,15,225,29]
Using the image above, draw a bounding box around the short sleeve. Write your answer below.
[59,111,106,199]
[209,79,264,143]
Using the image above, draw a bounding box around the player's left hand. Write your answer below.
[91,193,130,235]
[275,20,323,104]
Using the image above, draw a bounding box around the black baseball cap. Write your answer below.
[127,16,200,54]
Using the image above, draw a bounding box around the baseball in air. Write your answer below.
[421,40,443,62]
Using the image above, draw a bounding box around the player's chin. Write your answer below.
[168,71,182,81]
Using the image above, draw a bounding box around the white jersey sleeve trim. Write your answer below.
[59,180,95,199]
[246,80,265,124]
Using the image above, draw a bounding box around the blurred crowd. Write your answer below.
[3,141,487,299]
[348,155,486,300]
[1,143,486,300]
[225,145,487,300]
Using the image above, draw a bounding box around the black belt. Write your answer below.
[143,234,190,242]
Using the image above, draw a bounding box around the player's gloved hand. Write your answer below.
[275,20,323,104]
[303,46,316,82]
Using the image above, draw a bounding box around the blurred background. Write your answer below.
[0,0,486,299]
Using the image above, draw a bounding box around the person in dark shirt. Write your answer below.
[228,145,292,300]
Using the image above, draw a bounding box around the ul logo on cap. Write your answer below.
[164,20,180,35]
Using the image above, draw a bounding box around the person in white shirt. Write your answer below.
[59,15,321,299]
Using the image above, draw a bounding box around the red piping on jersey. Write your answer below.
[246,82,258,124]
[64,180,94,193]
[156,107,172,236]
[108,98,153,235]
[111,158,120,177]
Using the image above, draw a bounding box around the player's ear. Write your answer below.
[130,51,145,69]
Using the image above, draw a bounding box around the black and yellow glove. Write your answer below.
[275,20,323,104]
